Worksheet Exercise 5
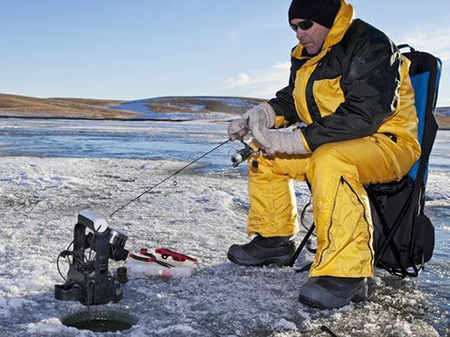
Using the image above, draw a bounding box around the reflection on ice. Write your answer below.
[0,118,234,171]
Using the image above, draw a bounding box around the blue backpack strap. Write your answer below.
[400,46,442,184]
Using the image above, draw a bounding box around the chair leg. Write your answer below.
[296,262,313,273]
[289,223,316,267]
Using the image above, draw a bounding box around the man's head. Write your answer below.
[288,0,341,55]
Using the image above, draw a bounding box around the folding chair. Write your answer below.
[290,45,442,278]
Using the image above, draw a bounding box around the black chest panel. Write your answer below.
[295,20,366,122]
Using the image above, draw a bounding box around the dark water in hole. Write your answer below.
[66,319,133,332]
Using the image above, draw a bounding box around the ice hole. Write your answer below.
[61,309,138,333]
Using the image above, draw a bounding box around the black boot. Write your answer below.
[298,276,368,309]
[227,234,295,266]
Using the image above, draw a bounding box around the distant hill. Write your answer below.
[435,107,450,127]
[0,93,264,120]
[0,93,449,127]
[436,107,450,115]
[0,93,136,119]
[113,96,265,117]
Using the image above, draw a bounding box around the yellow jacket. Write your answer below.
[268,0,421,162]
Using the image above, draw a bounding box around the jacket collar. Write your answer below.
[291,0,354,63]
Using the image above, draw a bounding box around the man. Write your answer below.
[227,0,420,309]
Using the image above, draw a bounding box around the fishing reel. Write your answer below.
[55,210,129,306]
[230,141,260,168]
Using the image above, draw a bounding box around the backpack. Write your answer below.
[368,45,442,277]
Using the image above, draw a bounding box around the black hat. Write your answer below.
[288,0,341,29]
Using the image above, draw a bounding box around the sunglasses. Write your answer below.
[290,19,314,32]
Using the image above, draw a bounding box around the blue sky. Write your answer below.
[1,0,449,106]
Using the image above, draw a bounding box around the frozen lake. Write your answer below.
[0,118,234,171]
[0,118,448,172]
[0,118,448,336]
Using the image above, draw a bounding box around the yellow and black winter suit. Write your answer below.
[247,0,421,278]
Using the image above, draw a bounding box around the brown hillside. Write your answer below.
[1,93,449,127]
[0,93,138,119]
[436,113,450,128]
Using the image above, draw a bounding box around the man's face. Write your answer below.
[290,18,330,55]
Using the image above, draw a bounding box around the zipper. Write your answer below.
[314,177,374,272]
[314,178,341,268]
[340,177,374,273]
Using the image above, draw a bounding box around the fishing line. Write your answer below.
[108,139,230,218]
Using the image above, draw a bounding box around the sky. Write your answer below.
[1,0,449,106]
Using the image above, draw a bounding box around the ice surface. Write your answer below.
[0,155,447,336]
[0,120,448,337]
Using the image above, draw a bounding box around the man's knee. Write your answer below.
[306,143,344,178]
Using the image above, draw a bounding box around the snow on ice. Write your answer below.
[0,114,449,336]
[1,153,448,336]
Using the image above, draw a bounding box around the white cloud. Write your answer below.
[400,24,450,106]
[224,72,250,88]
[222,62,290,98]
[272,62,290,69]
[401,26,450,61]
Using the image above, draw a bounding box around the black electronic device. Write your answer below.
[55,211,129,306]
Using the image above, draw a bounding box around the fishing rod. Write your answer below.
[108,139,231,218]
[55,137,258,307]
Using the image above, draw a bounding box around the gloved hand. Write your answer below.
[258,128,308,156]
[227,103,275,142]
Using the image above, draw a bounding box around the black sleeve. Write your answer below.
[303,35,402,151]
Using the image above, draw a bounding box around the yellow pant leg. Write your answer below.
[247,153,310,237]
[306,135,419,277]
[246,134,418,277]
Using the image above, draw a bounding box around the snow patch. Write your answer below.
[155,323,199,335]
[26,318,74,335]
[275,318,297,331]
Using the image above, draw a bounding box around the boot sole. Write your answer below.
[227,253,292,267]
[298,290,367,309]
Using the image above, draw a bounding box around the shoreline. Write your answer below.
[0,115,197,122]
[0,115,448,130]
